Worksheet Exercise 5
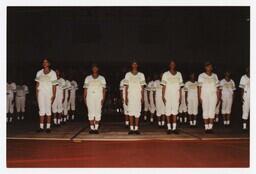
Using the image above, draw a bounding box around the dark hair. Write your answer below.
[204,61,212,67]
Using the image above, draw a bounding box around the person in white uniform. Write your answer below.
[184,73,199,127]
[35,58,57,133]
[120,78,129,127]
[143,76,150,121]
[63,77,71,123]
[148,77,156,123]
[198,62,220,134]
[52,69,66,127]
[7,81,16,123]
[161,60,183,134]
[219,71,236,127]
[15,79,29,121]
[83,64,106,134]
[68,79,78,120]
[179,87,188,124]
[239,67,250,131]
[124,61,146,135]
[154,73,165,127]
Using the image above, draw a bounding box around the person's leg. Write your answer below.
[134,117,140,134]
[16,97,20,120]
[128,116,135,134]
[21,97,26,120]
[172,115,178,134]
[166,115,171,134]
[38,115,45,131]
[37,92,45,131]
[161,115,165,127]
[242,97,250,130]
[157,114,161,127]
[188,114,193,126]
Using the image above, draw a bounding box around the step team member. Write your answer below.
[15,79,29,120]
[184,73,199,127]
[219,71,236,127]
[154,73,165,127]
[143,76,150,121]
[35,58,57,133]
[148,78,156,123]
[7,81,16,123]
[179,87,188,124]
[63,77,71,123]
[161,60,183,134]
[83,64,106,134]
[198,62,220,134]
[68,79,78,120]
[52,69,66,126]
[120,78,129,127]
[124,61,146,135]
[239,67,250,131]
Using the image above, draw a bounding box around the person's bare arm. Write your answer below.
[153,91,156,106]
[241,89,244,102]
[102,88,106,106]
[83,88,87,106]
[198,86,202,105]
[141,86,144,104]
[62,90,65,103]
[162,85,166,104]
[125,85,128,105]
[185,91,188,106]
[36,82,39,100]
[51,85,56,104]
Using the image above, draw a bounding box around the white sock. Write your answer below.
[224,120,226,125]
[90,125,95,130]
[209,123,213,130]
[134,126,138,131]
[67,115,70,120]
[144,116,147,120]
[72,115,75,120]
[193,120,196,125]
[130,126,134,131]
[21,116,24,120]
[158,121,161,126]
[190,121,193,125]
[161,121,165,126]
[10,117,13,122]
[243,123,247,130]
[179,117,182,123]
[125,121,129,126]
[46,123,51,129]
[184,117,187,123]
[205,124,209,130]
[216,117,219,122]
[17,116,20,120]
[64,117,67,122]
[57,119,61,125]
[54,118,57,124]
[172,123,177,130]
[60,118,63,122]
[167,123,171,130]
[40,123,44,129]
[150,117,154,122]
[227,120,230,125]
[95,124,99,130]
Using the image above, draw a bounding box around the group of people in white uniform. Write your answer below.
[7,58,250,135]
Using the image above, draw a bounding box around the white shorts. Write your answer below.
[15,96,26,113]
[52,95,63,114]
[179,99,187,113]
[86,95,102,121]
[63,98,69,116]
[221,95,233,114]
[68,95,76,111]
[242,93,250,120]
[165,93,180,116]
[149,101,156,114]
[7,95,14,114]
[144,99,149,112]
[215,102,220,115]
[123,103,128,115]
[128,94,142,118]
[201,93,217,119]
[38,91,52,116]
[187,97,198,115]
[155,97,165,117]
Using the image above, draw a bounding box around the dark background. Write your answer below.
[7,7,250,123]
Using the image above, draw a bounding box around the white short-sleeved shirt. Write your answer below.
[184,81,198,98]
[7,82,16,97]
[63,80,72,97]
[154,80,163,99]
[120,78,126,100]
[161,71,183,95]
[83,75,106,97]
[220,79,236,96]
[56,78,66,96]
[123,72,146,94]
[198,73,219,94]
[35,69,57,95]
[239,74,250,93]
[16,85,29,97]
[70,80,78,96]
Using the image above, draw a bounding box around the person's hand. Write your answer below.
[125,97,128,106]
[162,97,166,105]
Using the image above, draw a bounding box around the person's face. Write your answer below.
[92,66,99,74]
[205,64,213,73]
[169,61,176,70]
[42,59,50,68]
[224,72,230,79]
[190,73,195,81]
[56,70,60,78]
[131,63,138,70]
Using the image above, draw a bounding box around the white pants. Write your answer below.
[52,95,63,114]
[179,98,187,113]
[86,95,102,121]
[242,93,250,120]
[63,98,69,115]
[38,91,52,116]
[165,93,180,116]
[221,95,233,114]
[123,103,128,115]
[187,96,198,115]
[7,95,14,114]
[16,96,26,113]
[68,95,76,111]
[155,97,165,117]
[201,92,217,119]
[215,102,220,115]
[128,93,142,118]
[149,101,156,114]
[144,98,150,112]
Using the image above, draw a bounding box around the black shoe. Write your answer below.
[46,129,51,133]
[172,129,179,134]
[128,130,134,135]
[242,129,248,133]
[36,129,44,133]
[94,130,99,134]
[167,130,172,134]
[89,129,94,134]
[134,130,140,135]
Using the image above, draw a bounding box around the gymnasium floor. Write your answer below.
[7,121,249,167]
